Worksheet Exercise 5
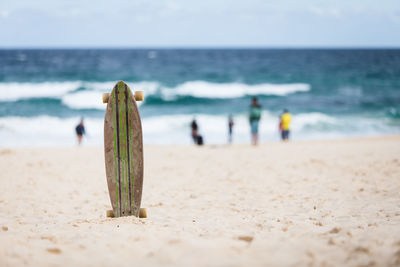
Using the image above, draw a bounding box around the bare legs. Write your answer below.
[251,133,258,146]
[77,135,83,146]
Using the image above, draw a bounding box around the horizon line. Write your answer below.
[0,45,400,50]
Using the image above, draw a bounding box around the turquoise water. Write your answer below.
[0,49,399,146]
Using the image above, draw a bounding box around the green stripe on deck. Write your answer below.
[112,88,119,217]
[113,81,137,216]
[118,82,126,214]
[123,86,128,212]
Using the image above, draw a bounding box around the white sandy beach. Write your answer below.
[1,136,400,266]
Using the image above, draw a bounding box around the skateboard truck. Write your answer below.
[103,91,144,103]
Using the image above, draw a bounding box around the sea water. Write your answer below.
[0,49,399,146]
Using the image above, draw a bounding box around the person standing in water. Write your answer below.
[191,119,198,143]
[190,118,204,145]
[279,109,292,141]
[249,97,262,146]
[75,118,86,146]
[228,115,234,144]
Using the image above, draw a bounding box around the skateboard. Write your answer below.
[102,81,146,218]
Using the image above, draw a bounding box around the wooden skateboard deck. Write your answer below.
[103,81,144,218]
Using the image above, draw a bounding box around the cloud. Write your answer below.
[165,1,181,11]
[1,0,400,47]
[157,1,183,17]
[0,10,10,19]
[309,6,342,18]
[391,10,400,24]
[135,15,152,23]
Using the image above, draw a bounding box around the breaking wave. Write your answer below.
[0,81,311,110]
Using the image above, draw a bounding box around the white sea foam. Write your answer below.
[82,81,160,94]
[62,90,144,110]
[162,81,311,99]
[0,112,397,147]
[139,112,397,144]
[0,82,80,101]
[118,112,395,144]
[291,112,337,129]
[0,116,104,147]
[60,82,155,109]
[0,80,309,108]
[62,91,106,110]
[0,81,160,103]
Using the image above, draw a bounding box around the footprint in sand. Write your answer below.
[393,249,400,266]
[47,248,62,254]
[346,246,371,261]
[238,236,254,243]
[168,239,181,245]
[0,149,13,155]
[329,227,341,234]
[353,246,370,254]
[41,236,57,243]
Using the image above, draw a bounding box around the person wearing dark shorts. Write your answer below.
[281,129,289,140]
[75,118,85,145]
[228,115,234,144]
[191,119,198,143]
[190,118,204,145]
[249,97,262,146]
[279,109,291,141]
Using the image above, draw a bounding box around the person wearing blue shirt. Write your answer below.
[249,97,262,146]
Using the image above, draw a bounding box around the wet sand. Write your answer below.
[1,136,400,266]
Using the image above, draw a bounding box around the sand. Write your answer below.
[1,136,400,266]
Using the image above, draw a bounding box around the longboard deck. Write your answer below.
[104,81,143,217]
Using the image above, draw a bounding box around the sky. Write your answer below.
[0,0,399,48]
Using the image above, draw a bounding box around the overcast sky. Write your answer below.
[1,0,399,48]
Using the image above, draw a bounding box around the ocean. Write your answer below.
[0,49,399,147]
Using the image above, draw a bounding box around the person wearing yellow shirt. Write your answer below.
[279,109,291,141]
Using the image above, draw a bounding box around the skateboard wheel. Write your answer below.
[134,91,144,101]
[139,208,147,218]
[106,209,115,218]
[102,93,110,103]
